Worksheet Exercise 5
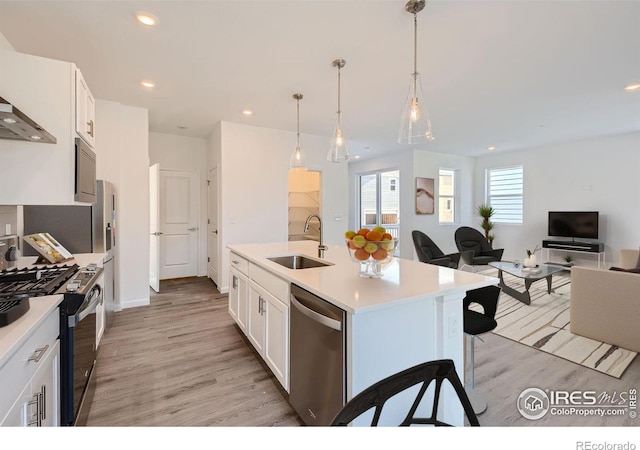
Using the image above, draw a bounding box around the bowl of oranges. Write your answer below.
[345,226,398,278]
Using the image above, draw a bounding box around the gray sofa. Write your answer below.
[570,249,640,353]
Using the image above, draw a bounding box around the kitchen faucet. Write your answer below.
[304,214,327,258]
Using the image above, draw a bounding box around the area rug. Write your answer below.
[475,267,637,378]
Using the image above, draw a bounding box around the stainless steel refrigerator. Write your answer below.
[23,179,117,328]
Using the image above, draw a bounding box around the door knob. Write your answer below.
[151,231,163,236]
[188,227,198,231]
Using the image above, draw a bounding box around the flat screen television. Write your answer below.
[548,211,599,240]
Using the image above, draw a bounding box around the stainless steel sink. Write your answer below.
[267,254,333,270]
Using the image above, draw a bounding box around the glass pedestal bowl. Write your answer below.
[345,238,398,278]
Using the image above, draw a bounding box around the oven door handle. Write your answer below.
[68,286,102,328]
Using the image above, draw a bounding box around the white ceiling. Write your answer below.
[0,0,638,160]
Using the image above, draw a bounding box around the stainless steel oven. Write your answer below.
[0,263,103,426]
[59,267,103,426]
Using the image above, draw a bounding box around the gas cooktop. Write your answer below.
[0,264,79,327]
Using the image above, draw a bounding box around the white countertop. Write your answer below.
[16,252,107,269]
[228,241,499,314]
[0,295,62,369]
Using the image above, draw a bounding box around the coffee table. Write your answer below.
[488,261,566,305]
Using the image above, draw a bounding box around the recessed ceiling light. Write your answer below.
[2,118,16,124]
[141,80,155,88]
[242,110,253,117]
[624,83,640,91]
[135,12,158,27]
[30,135,42,140]
[487,146,496,151]
[354,155,361,159]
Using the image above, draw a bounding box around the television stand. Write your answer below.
[542,240,605,269]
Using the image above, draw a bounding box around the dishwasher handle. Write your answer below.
[290,294,342,331]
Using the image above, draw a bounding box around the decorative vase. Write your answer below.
[524,254,537,267]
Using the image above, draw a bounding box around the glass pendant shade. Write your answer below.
[398,72,434,144]
[398,0,434,145]
[328,119,350,162]
[289,93,307,172]
[327,59,350,163]
[289,143,307,171]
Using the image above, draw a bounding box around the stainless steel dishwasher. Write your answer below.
[289,283,346,426]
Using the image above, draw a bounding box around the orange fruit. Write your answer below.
[357,228,370,236]
[354,248,370,261]
[372,248,388,261]
[366,230,383,242]
[347,239,358,249]
[382,233,393,240]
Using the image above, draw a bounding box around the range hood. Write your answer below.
[0,96,57,144]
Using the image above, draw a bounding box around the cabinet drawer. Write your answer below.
[229,253,249,275]
[0,309,59,416]
[249,263,289,303]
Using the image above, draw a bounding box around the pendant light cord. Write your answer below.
[296,97,300,146]
[413,12,418,97]
[337,65,342,129]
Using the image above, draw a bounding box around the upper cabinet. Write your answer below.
[75,69,95,149]
[0,50,97,205]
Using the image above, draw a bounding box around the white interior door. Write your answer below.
[149,163,160,293]
[159,169,199,279]
[208,167,219,285]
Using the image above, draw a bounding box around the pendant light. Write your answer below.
[327,59,350,162]
[289,93,307,172]
[398,0,435,144]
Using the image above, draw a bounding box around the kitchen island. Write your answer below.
[228,240,498,426]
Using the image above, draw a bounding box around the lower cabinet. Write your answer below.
[227,254,290,391]
[229,267,248,333]
[247,281,289,391]
[1,340,60,427]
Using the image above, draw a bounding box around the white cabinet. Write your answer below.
[75,68,96,148]
[229,266,248,333]
[247,282,266,355]
[227,252,290,391]
[0,308,60,427]
[229,252,249,333]
[96,294,105,349]
[0,50,95,205]
[246,268,289,391]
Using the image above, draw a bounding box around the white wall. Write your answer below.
[473,132,640,265]
[348,149,475,260]
[0,31,14,51]
[149,132,209,276]
[213,121,349,293]
[96,99,150,309]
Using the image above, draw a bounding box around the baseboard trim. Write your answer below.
[121,297,151,309]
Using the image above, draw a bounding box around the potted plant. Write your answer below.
[524,245,541,267]
[564,255,574,266]
[477,204,495,243]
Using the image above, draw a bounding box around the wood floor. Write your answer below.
[86,276,640,427]
[86,277,303,426]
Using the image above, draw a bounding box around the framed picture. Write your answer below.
[416,177,435,215]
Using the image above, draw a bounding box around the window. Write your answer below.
[358,169,400,239]
[487,165,523,224]
[438,169,456,223]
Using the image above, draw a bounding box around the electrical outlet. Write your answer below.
[448,315,459,338]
